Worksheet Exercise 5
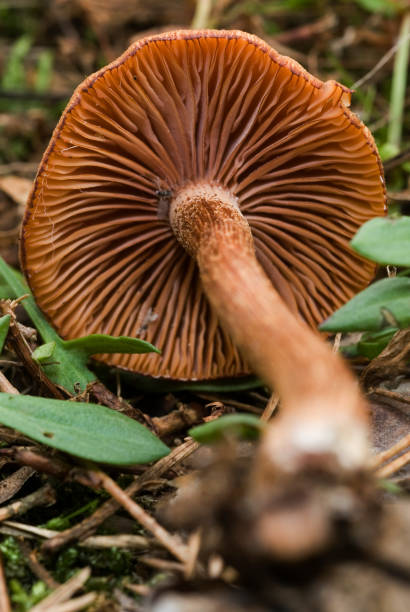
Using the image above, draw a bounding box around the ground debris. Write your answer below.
[158,438,410,611]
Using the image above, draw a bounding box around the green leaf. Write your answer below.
[356,328,397,359]
[0,393,169,465]
[62,334,159,357]
[0,314,10,354]
[31,342,56,363]
[354,0,398,15]
[351,216,410,266]
[320,277,410,332]
[0,284,14,299]
[189,414,264,444]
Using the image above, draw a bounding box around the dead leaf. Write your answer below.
[0,175,32,209]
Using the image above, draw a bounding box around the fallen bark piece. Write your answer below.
[0,465,35,504]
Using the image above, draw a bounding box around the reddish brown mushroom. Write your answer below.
[21,29,385,386]
[21,30,386,470]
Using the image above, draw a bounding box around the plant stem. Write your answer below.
[191,0,213,29]
[387,11,410,152]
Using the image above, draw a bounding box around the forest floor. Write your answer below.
[0,1,409,611]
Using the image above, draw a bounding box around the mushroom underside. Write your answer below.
[21,30,385,381]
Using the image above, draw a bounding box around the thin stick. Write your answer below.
[97,470,188,564]
[29,567,91,612]
[185,528,202,579]
[0,552,11,612]
[139,556,184,571]
[2,521,150,550]
[371,387,410,406]
[376,450,410,479]
[42,438,198,552]
[31,593,97,612]
[196,393,263,414]
[80,534,150,549]
[125,583,151,596]
[372,432,410,469]
[3,520,57,539]
[260,393,279,422]
[18,540,59,589]
[0,371,19,394]
[0,483,55,522]
[353,30,410,90]
[332,332,342,353]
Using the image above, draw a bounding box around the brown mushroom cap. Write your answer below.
[21,29,386,381]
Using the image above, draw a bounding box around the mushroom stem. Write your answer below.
[171,183,370,472]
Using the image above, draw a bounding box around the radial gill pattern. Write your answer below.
[21,30,386,381]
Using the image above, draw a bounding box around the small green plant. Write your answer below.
[321,215,410,357]
[9,580,48,612]
[1,34,32,91]
[190,413,264,443]
[0,314,10,353]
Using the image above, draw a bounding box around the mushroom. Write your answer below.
[21,30,385,469]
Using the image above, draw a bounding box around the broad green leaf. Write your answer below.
[320,277,410,332]
[0,314,10,353]
[351,216,410,266]
[62,334,159,357]
[0,284,14,299]
[189,414,264,443]
[31,342,56,363]
[0,393,169,464]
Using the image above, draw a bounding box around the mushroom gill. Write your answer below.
[21,30,386,381]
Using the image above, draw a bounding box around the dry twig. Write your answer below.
[353,31,410,89]
[373,432,410,470]
[0,483,55,521]
[0,520,151,551]
[376,450,410,479]
[197,393,263,414]
[18,539,59,590]
[97,469,189,564]
[260,393,279,422]
[29,567,92,612]
[42,438,199,552]
[0,370,19,394]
